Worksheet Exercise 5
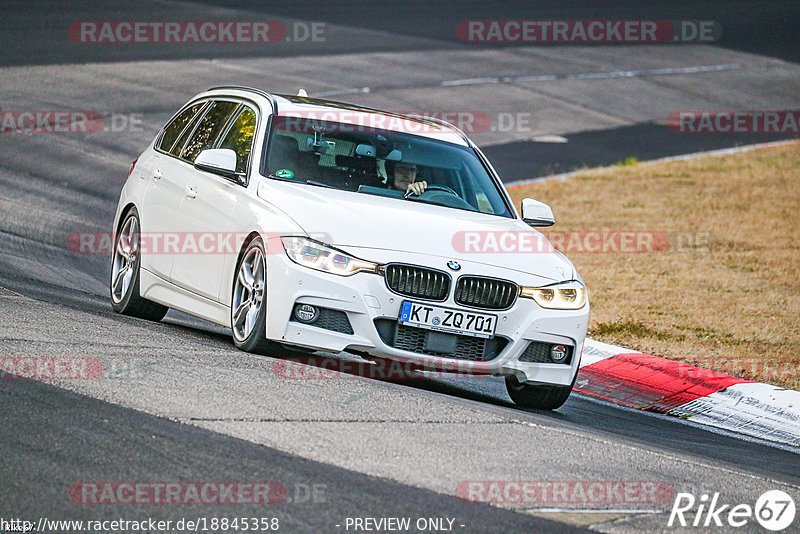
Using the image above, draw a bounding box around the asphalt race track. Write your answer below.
[1,2,799,533]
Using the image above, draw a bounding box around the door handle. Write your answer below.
[184,185,197,199]
[153,169,163,180]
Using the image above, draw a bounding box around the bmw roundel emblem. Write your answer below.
[447,260,461,271]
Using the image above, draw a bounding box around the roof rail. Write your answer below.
[207,85,278,114]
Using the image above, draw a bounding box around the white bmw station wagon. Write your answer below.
[111,86,589,409]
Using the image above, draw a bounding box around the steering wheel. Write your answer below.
[405,184,459,198]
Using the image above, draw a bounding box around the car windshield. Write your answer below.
[264,115,512,217]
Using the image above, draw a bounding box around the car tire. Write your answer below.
[505,373,575,410]
[231,236,277,354]
[110,207,169,321]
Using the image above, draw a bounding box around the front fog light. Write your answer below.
[294,304,319,323]
[550,344,568,363]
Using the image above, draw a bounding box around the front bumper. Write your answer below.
[264,246,589,386]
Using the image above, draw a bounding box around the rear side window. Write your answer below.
[170,106,207,157]
[157,102,205,153]
[181,101,239,163]
[218,106,257,174]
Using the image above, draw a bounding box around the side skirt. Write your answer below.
[140,268,231,328]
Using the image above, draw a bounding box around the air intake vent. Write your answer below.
[313,308,354,335]
[454,276,518,310]
[373,319,509,362]
[384,264,450,301]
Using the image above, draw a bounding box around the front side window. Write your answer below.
[265,116,512,217]
[157,101,205,153]
[181,100,239,163]
[218,106,257,174]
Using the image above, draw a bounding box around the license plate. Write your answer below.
[398,301,497,339]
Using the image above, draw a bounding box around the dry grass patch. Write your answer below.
[508,143,800,389]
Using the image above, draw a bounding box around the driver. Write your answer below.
[389,161,427,195]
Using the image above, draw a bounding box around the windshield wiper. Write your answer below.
[269,174,335,189]
[268,173,297,182]
[305,180,336,189]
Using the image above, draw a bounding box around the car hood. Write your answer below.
[259,180,576,282]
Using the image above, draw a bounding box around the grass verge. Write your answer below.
[508,142,800,389]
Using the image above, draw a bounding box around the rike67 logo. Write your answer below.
[669,490,795,531]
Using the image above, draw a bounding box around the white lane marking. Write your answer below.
[442,76,501,86]
[310,86,370,98]
[443,63,742,87]
[526,508,662,514]
[311,63,742,96]
[531,135,568,143]
[510,74,558,82]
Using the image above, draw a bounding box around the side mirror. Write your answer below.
[194,149,243,183]
[521,198,555,227]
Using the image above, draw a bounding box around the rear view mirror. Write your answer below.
[194,149,242,183]
[355,144,376,157]
[306,137,335,154]
[521,198,555,227]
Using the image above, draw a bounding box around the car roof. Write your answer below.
[204,85,470,146]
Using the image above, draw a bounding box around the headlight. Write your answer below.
[519,280,587,310]
[281,237,379,276]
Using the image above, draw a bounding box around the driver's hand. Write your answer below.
[407,181,427,196]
